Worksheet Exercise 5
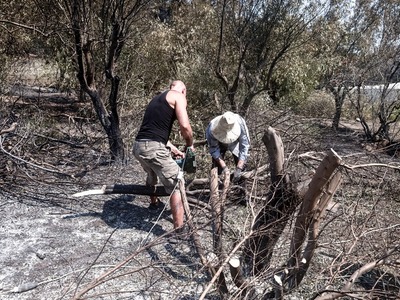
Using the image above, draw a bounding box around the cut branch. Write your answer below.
[208,167,229,294]
[0,122,17,135]
[287,149,342,289]
[244,126,299,274]
[313,246,400,300]
[179,179,210,268]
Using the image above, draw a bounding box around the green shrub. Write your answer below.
[296,90,335,118]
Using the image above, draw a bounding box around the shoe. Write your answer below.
[168,226,191,244]
[148,200,165,211]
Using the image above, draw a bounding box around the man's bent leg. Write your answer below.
[145,170,160,207]
[170,190,184,229]
[133,141,159,207]
[147,142,183,227]
[146,180,158,205]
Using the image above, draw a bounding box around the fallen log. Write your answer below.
[72,184,169,197]
[72,184,210,209]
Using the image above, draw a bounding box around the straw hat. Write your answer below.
[210,111,240,144]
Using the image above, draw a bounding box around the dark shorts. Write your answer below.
[133,140,180,193]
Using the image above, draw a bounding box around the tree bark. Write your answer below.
[229,257,257,298]
[70,0,125,162]
[208,166,231,296]
[286,171,342,289]
[330,85,349,131]
[244,127,300,274]
[286,149,342,289]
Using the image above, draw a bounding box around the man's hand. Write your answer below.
[167,141,185,158]
[221,166,230,181]
[185,144,195,153]
[232,167,242,183]
[172,148,185,158]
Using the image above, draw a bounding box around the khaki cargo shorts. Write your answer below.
[133,140,180,193]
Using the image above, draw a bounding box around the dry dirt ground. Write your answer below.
[0,161,220,300]
[1,86,400,300]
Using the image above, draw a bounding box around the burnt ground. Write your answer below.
[1,87,400,300]
[0,161,216,300]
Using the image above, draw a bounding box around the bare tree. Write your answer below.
[316,0,400,133]
[350,3,400,143]
[59,0,153,161]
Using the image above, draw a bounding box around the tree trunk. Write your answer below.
[240,92,257,117]
[106,75,124,161]
[71,0,125,162]
[286,172,342,290]
[244,127,300,275]
[88,90,125,162]
[286,149,342,289]
[331,85,348,131]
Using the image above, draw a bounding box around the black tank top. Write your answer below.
[136,91,176,144]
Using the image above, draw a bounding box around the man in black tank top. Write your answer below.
[135,90,176,144]
[133,80,195,232]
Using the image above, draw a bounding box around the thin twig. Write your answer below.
[0,135,72,177]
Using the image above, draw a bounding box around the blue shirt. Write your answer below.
[206,113,250,162]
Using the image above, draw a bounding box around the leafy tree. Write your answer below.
[1,0,155,161]
[213,0,328,116]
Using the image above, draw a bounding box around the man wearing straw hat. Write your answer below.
[205,111,250,184]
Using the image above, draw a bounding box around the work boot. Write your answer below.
[148,199,165,211]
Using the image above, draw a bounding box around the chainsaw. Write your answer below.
[174,147,196,173]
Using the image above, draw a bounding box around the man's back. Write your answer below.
[136,91,176,144]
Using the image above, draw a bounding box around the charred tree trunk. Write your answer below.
[244,127,301,275]
[70,0,126,162]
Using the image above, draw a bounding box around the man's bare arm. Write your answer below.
[174,93,194,147]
